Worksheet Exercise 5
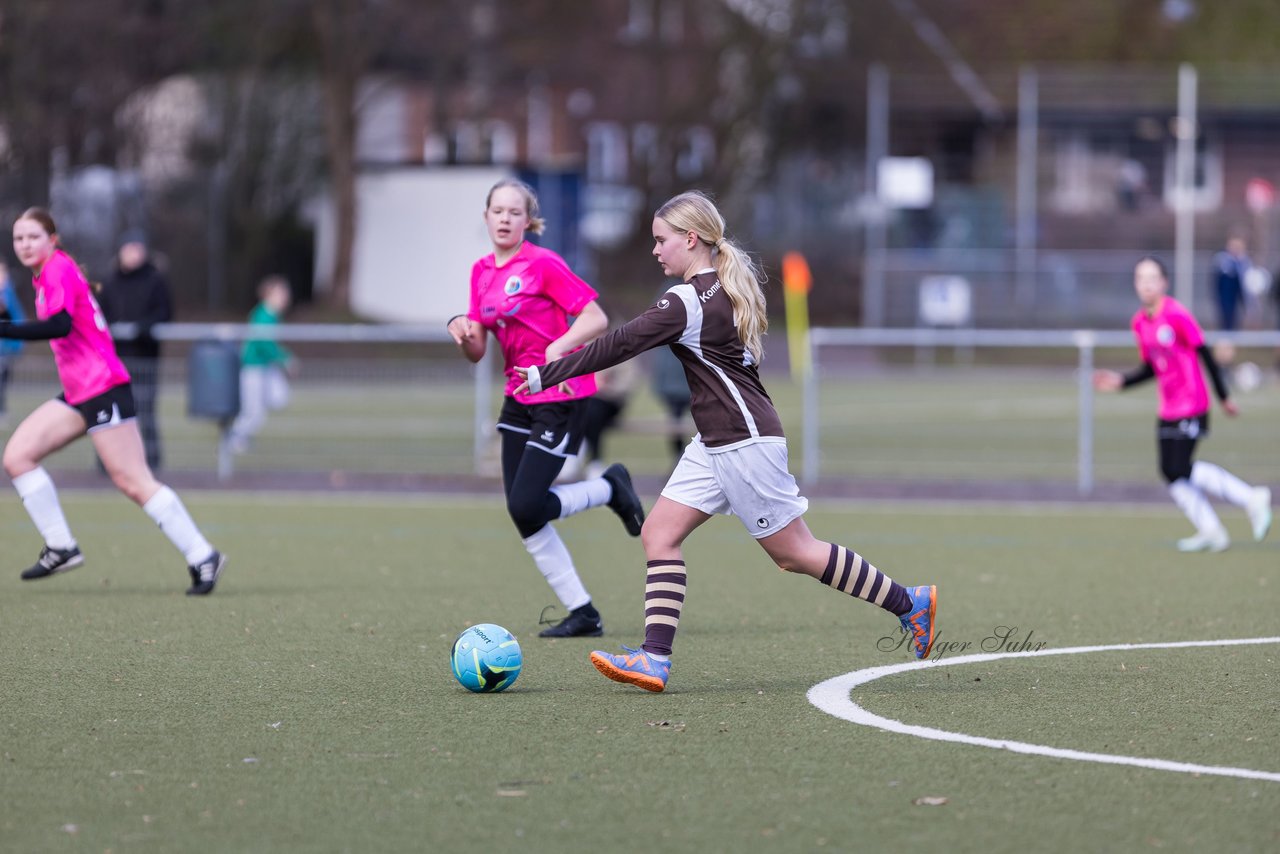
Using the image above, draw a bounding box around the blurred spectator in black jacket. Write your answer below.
[98,233,173,470]
[1210,236,1250,332]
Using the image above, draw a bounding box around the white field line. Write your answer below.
[808,637,1280,783]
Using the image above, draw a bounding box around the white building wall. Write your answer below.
[312,166,511,323]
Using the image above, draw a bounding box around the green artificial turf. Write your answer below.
[7,365,1277,487]
[1,493,1276,852]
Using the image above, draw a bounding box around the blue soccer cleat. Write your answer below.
[590,645,671,692]
[899,585,937,660]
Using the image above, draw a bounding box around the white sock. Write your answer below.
[12,467,76,550]
[1169,479,1225,535]
[549,477,612,518]
[522,524,590,610]
[1190,461,1254,508]
[142,486,215,565]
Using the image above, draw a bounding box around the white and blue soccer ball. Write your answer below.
[451,623,522,693]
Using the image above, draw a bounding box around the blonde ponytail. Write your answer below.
[656,191,768,364]
[714,238,768,364]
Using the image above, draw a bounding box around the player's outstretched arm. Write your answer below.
[0,309,72,341]
[1196,344,1237,416]
[545,300,607,363]
[1095,359,1159,393]
[1091,369,1124,392]
[512,364,534,396]
[446,314,486,364]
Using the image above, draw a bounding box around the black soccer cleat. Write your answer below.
[538,608,604,638]
[186,550,227,596]
[20,545,84,580]
[602,463,645,537]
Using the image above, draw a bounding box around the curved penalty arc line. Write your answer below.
[807,636,1280,783]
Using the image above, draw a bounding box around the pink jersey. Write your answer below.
[468,242,599,404]
[34,250,131,404]
[1131,296,1209,421]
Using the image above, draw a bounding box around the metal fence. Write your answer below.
[1,324,484,483]
[804,326,1280,495]
[1,323,685,485]
[4,323,1276,495]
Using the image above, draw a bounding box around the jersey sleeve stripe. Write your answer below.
[671,284,762,440]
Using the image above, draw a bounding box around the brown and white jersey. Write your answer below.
[534,269,785,451]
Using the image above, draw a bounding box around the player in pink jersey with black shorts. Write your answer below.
[447,179,645,638]
[3,208,227,593]
[1094,255,1272,552]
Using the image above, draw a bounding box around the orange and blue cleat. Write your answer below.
[899,585,937,660]
[590,645,671,692]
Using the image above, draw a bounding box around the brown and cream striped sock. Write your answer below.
[641,559,686,657]
[818,543,911,616]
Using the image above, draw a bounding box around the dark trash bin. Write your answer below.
[188,339,241,421]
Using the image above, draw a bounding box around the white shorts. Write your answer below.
[661,437,809,539]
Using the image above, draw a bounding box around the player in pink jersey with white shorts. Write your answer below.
[447,179,645,638]
[2,208,227,593]
[1094,255,1272,552]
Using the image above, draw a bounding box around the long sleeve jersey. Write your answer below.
[530,269,784,451]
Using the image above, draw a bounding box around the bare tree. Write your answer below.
[308,1,366,309]
[0,1,182,222]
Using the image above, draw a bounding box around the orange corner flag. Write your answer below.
[782,251,812,381]
[782,251,812,295]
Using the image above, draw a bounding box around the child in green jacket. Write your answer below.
[229,276,296,453]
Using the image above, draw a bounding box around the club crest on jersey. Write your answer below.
[1156,324,1174,346]
[504,275,523,295]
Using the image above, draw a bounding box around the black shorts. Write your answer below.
[58,383,138,433]
[1156,413,1208,482]
[1157,414,1209,442]
[496,396,587,458]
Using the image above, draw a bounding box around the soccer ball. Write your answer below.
[451,623,522,693]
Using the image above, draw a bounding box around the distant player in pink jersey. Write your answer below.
[2,208,227,593]
[446,179,645,638]
[1094,255,1272,552]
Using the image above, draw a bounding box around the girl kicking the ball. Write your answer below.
[447,179,645,638]
[1093,255,1272,552]
[3,208,227,594]
[515,190,937,692]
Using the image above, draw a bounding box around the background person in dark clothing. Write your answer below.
[1210,236,1250,332]
[650,339,691,469]
[98,234,173,470]
[0,260,25,425]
